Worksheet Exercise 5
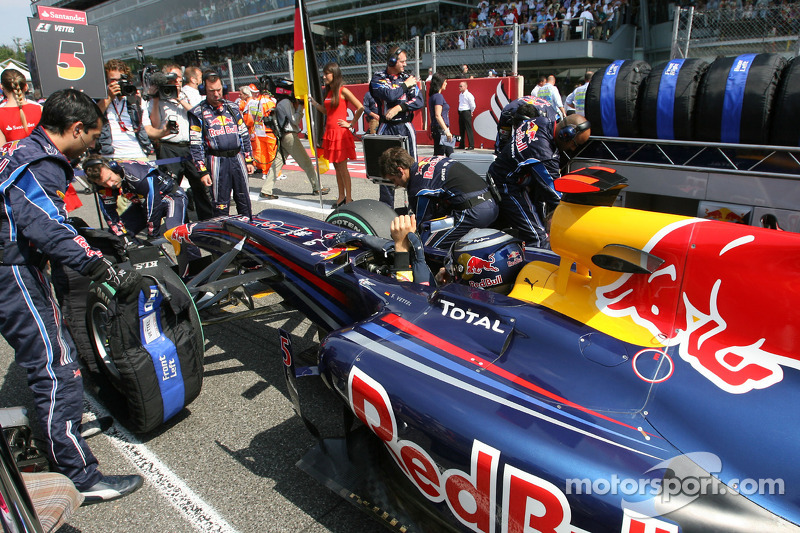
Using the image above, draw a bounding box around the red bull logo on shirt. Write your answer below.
[515,121,538,153]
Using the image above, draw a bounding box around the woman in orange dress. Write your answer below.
[0,69,42,144]
[309,62,364,206]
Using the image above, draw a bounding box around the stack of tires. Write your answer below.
[585,53,798,146]
[769,55,800,146]
[694,53,785,145]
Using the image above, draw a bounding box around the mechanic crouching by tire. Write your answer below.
[83,157,201,276]
[0,89,144,504]
[378,147,498,249]
[84,158,188,239]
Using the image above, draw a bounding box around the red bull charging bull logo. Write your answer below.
[515,121,538,154]
[596,218,800,394]
[463,253,499,276]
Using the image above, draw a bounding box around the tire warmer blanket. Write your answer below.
[721,54,756,144]
[656,59,685,140]
[600,60,625,137]
[138,285,184,422]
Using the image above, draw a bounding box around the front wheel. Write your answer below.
[325,199,397,239]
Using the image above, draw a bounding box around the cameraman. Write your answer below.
[97,59,163,161]
[148,64,213,220]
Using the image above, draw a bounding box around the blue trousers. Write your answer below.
[0,264,101,490]
[497,183,550,248]
[420,199,499,250]
[208,153,252,218]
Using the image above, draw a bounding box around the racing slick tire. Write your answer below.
[585,59,651,138]
[640,58,709,141]
[86,261,204,434]
[325,199,397,239]
[769,55,800,146]
[694,53,786,145]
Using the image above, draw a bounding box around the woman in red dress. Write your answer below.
[0,69,42,144]
[310,62,364,206]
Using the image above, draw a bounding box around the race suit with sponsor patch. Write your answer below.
[0,127,107,490]
[189,100,254,217]
[94,160,188,238]
[370,69,424,206]
[487,116,561,248]
[408,156,498,249]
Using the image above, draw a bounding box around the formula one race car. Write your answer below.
[166,167,800,532]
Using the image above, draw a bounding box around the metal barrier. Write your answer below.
[672,5,800,59]
[215,15,617,90]
[428,19,601,79]
[217,39,421,89]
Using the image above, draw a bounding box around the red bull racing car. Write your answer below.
[167,167,800,532]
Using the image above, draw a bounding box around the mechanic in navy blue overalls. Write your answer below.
[378,147,498,249]
[369,46,424,208]
[487,113,591,248]
[84,158,200,276]
[84,159,189,239]
[0,89,144,503]
[189,71,255,218]
[494,96,557,155]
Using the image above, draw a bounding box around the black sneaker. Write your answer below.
[80,416,113,439]
[80,475,143,505]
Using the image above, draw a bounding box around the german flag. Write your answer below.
[294,0,325,158]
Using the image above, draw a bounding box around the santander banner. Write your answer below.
[37,6,88,25]
[346,77,521,151]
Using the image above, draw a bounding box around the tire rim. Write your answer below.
[89,301,122,381]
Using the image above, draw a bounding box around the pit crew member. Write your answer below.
[370,46,424,207]
[487,114,591,248]
[494,96,559,155]
[189,71,255,217]
[83,158,188,239]
[0,89,144,503]
[379,147,498,249]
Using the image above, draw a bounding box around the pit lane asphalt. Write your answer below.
[0,143,459,533]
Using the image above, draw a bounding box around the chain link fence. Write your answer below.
[212,14,624,91]
[672,5,800,59]
[216,39,420,89]
[428,19,604,80]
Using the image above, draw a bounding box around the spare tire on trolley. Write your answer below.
[86,245,204,434]
[694,53,787,145]
[325,199,397,240]
[585,59,651,138]
[639,58,710,141]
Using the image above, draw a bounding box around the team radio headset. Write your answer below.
[556,118,591,144]
[383,48,413,125]
[387,47,405,67]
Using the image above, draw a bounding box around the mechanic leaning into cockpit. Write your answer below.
[378,147,498,250]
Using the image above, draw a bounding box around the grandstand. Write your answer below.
[29,1,798,93]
